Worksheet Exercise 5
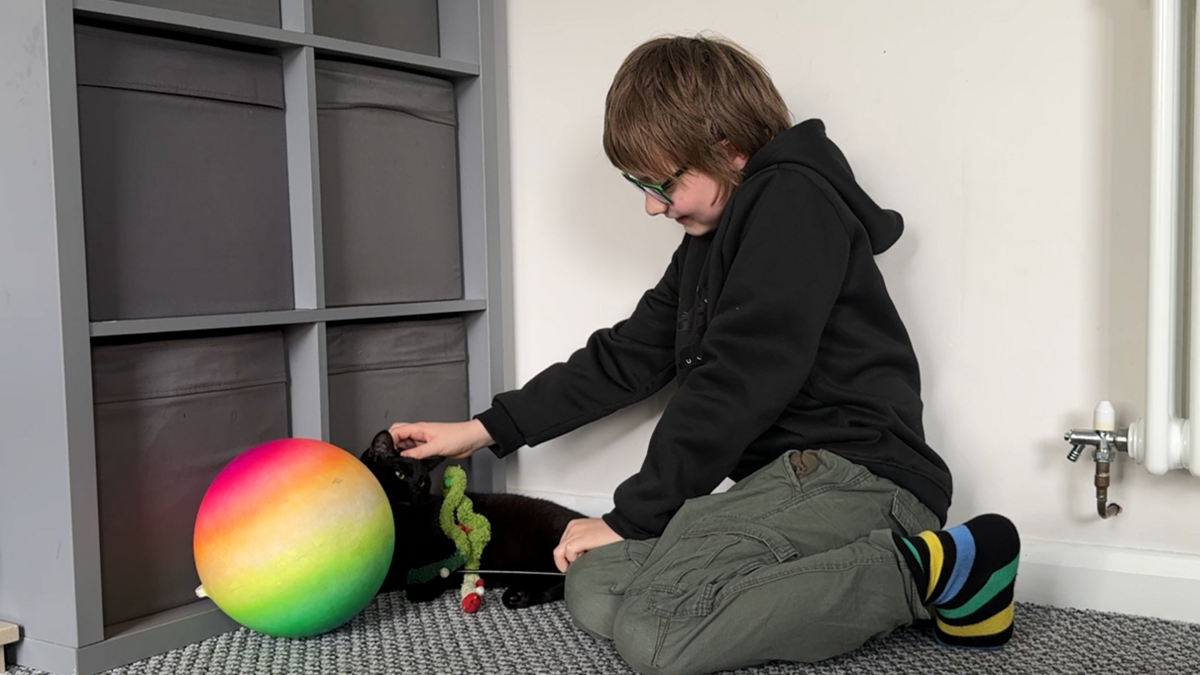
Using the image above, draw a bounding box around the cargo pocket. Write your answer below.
[887,489,937,537]
[644,517,799,618]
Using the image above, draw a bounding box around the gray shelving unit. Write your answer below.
[0,1,513,674]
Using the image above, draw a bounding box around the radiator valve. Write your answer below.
[1064,401,1127,519]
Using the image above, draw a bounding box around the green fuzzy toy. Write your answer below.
[440,466,491,612]
[405,465,492,612]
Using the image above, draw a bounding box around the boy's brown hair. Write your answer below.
[603,34,792,202]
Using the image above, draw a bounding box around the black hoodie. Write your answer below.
[476,119,953,539]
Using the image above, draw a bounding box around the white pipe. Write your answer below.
[1188,0,1200,476]
[1131,0,1185,474]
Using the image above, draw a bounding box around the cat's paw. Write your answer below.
[502,580,565,609]
[501,587,533,609]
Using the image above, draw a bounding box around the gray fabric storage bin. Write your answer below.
[316,59,462,307]
[115,0,281,27]
[76,25,294,321]
[312,0,438,56]
[327,318,468,454]
[92,331,289,627]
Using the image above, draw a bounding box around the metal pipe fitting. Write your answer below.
[1095,460,1122,518]
[1065,401,1128,518]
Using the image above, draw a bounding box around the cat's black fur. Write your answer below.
[359,430,586,609]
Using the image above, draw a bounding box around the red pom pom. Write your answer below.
[475,578,485,587]
[462,593,481,613]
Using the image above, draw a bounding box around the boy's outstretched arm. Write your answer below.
[475,238,689,456]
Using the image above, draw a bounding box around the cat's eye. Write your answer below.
[395,471,406,480]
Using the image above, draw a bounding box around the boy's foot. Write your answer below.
[892,513,1020,649]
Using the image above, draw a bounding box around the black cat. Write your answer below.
[359,429,587,609]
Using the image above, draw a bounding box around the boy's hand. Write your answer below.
[389,419,493,462]
[554,518,623,572]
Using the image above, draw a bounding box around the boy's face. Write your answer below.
[639,156,747,237]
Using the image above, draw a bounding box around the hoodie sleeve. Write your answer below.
[473,239,686,457]
[603,170,851,539]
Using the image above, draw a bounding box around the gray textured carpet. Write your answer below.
[11,593,1200,675]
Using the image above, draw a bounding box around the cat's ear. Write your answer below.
[367,430,396,459]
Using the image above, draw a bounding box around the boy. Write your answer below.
[390,34,1020,675]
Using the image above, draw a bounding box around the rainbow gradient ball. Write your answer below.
[193,438,394,638]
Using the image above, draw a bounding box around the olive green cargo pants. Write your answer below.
[564,449,941,675]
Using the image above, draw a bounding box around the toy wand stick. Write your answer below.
[452,569,566,577]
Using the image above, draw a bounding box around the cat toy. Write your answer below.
[404,465,492,612]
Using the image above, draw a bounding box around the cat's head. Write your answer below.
[360,430,445,507]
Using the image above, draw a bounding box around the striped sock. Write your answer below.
[892,513,1020,649]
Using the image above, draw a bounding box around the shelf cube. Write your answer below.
[91,330,289,627]
[316,59,463,307]
[76,25,294,321]
[327,317,468,454]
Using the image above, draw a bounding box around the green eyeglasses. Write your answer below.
[622,168,686,205]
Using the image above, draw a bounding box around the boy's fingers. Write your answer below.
[553,543,569,573]
[388,423,410,447]
[399,446,437,459]
[389,423,430,445]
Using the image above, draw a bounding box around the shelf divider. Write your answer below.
[318,299,487,324]
[283,45,325,312]
[279,0,311,32]
[89,300,488,338]
[279,0,328,444]
[441,0,513,494]
[285,323,330,441]
[2,0,106,652]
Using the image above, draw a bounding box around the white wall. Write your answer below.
[501,0,1200,618]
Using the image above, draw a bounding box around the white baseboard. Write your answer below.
[514,490,1200,624]
[1017,538,1200,624]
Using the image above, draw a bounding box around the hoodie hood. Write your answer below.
[741,119,903,254]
